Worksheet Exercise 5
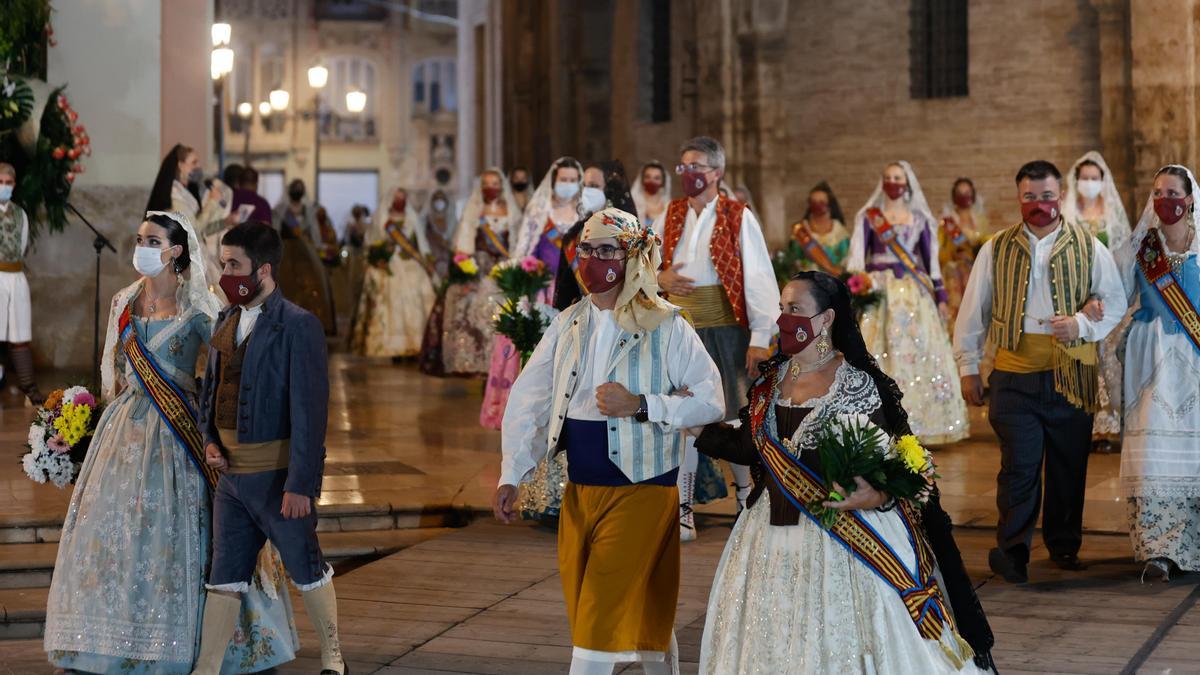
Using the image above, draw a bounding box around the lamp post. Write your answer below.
[211,23,234,174]
[307,65,328,205]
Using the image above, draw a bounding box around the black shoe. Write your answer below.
[320,666,348,675]
[989,547,1028,583]
[1050,552,1088,571]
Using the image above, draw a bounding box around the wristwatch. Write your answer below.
[634,395,649,423]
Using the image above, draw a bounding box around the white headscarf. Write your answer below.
[1063,151,1132,253]
[372,185,427,253]
[100,211,223,401]
[514,157,584,259]
[1116,164,1200,297]
[629,161,672,225]
[848,160,938,273]
[454,168,521,254]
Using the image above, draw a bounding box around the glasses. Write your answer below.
[675,163,715,175]
[576,243,627,260]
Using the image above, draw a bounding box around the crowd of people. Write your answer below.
[0,122,1191,673]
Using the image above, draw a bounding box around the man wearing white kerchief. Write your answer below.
[954,160,1126,584]
[494,208,723,675]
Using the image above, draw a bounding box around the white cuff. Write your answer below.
[750,329,773,349]
[1073,313,1096,342]
[958,363,980,377]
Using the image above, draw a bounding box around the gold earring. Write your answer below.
[816,327,831,356]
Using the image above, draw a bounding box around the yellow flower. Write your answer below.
[896,434,928,474]
[458,258,479,275]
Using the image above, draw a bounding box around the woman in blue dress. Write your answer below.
[44,212,297,673]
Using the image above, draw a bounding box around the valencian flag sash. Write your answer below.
[384,219,435,276]
[792,221,842,275]
[747,365,973,667]
[119,305,220,489]
[477,217,509,258]
[866,207,937,298]
[1138,230,1200,354]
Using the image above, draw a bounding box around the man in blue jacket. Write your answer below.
[191,223,345,675]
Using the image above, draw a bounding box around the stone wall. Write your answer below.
[27,186,147,376]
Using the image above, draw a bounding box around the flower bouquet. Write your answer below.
[841,272,883,318]
[807,415,936,528]
[494,297,559,363]
[447,252,480,287]
[772,246,804,287]
[22,386,103,488]
[491,257,555,363]
[365,240,394,274]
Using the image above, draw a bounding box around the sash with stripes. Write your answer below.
[541,217,566,250]
[119,305,220,489]
[1138,231,1200,354]
[477,217,509,258]
[384,220,435,276]
[747,366,970,664]
[866,208,937,298]
[792,221,842,275]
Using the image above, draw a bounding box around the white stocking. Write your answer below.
[568,655,615,675]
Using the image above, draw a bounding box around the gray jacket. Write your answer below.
[200,288,329,497]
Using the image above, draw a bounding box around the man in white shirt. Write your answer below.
[653,136,781,540]
[494,208,723,675]
[954,160,1126,584]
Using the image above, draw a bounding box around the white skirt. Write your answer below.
[0,270,32,342]
[1120,316,1200,498]
[700,493,985,675]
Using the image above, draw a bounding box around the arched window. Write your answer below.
[411,57,456,114]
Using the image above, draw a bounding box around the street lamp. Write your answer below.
[269,88,290,112]
[346,90,367,114]
[211,23,234,174]
[258,101,273,117]
[308,65,328,204]
[237,101,253,119]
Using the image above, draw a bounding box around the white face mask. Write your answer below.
[581,186,606,214]
[554,181,580,200]
[1077,178,1103,200]
[0,185,12,202]
[433,199,447,211]
[133,246,168,278]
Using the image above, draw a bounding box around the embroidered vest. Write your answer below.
[545,301,684,483]
[212,312,250,431]
[990,221,1099,411]
[660,196,748,328]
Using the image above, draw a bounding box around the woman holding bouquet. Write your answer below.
[353,185,436,359]
[695,272,995,674]
[848,161,968,444]
[442,168,522,375]
[44,212,296,673]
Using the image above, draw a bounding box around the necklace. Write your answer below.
[788,351,836,378]
[1163,226,1195,276]
[144,285,171,316]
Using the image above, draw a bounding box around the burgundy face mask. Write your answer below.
[1154,197,1188,225]
[953,192,974,209]
[777,312,821,355]
[580,257,625,294]
[882,182,907,201]
[808,200,828,217]
[682,170,709,198]
[220,272,260,306]
[481,186,501,203]
[1021,200,1060,228]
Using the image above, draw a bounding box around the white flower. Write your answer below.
[27,423,47,455]
[516,297,532,316]
[831,413,889,451]
[22,452,46,483]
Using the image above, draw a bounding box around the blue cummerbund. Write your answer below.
[562,418,678,487]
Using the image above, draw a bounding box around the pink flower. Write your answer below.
[519,256,541,273]
[453,252,470,263]
[47,435,71,454]
[72,392,96,408]
[847,276,865,294]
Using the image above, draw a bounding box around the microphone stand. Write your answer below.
[64,203,116,391]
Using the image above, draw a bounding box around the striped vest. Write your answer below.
[661,196,749,328]
[545,301,684,483]
[990,220,1099,411]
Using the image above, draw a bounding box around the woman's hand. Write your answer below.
[822,476,889,511]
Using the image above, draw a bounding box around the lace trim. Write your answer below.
[768,361,881,459]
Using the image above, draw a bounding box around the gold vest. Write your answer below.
[990,220,1099,412]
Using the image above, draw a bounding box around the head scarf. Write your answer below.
[1063,151,1132,252]
[515,157,585,258]
[581,207,674,334]
[629,161,672,225]
[454,167,521,254]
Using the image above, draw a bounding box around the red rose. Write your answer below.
[69,111,78,122]
[66,173,75,183]
[52,147,65,160]
[68,148,80,160]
